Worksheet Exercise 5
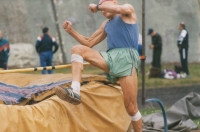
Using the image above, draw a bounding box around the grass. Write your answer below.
[194,119,200,127]
[140,107,162,116]
[23,63,200,89]
[137,63,200,89]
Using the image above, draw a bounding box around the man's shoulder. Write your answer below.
[155,33,162,38]
[48,35,56,42]
[37,35,44,41]
[155,33,160,36]
[182,29,188,34]
[101,20,109,29]
[1,38,9,44]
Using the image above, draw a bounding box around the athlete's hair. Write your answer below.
[180,22,186,29]
[42,27,49,34]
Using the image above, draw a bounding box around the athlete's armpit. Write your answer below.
[85,20,108,47]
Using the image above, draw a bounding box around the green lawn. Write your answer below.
[24,63,200,89]
[137,63,200,89]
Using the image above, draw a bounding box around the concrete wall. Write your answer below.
[0,0,200,67]
[144,0,200,63]
[8,43,36,68]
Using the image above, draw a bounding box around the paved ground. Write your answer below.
[137,84,200,109]
[137,85,200,132]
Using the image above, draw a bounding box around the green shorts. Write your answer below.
[100,48,140,83]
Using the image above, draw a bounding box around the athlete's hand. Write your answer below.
[62,20,72,32]
[89,4,98,13]
[149,44,154,49]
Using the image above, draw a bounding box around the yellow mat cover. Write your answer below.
[0,73,130,132]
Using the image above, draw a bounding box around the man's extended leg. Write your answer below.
[55,45,109,104]
[119,68,142,132]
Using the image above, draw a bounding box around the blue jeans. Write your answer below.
[39,51,53,74]
[0,61,7,70]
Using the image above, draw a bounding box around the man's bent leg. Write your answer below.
[119,68,142,132]
[55,53,83,105]
[55,45,109,105]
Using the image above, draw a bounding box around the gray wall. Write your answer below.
[144,0,200,63]
[0,0,200,67]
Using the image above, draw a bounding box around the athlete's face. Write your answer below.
[101,1,117,19]
[179,24,183,30]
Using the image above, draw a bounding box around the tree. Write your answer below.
[50,0,67,63]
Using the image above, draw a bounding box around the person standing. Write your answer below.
[35,27,59,74]
[148,28,162,78]
[138,33,142,72]
[148,28,162,68]
[0,30,10,70]
[138,33,142,56]
[177,22,189,78]
[55,0,142,131]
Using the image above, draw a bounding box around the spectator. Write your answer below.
[138,33,142,56]
[0,30,10,70]
[138,33,142,72]
[177,22,189,78]
[35,27,59,74]
[148,28,162,78]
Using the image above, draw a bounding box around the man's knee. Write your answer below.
[71,45,84,55]
[125,102,142,122]
[130,111,142,122]
[125,101,138,116]
[71,45,84,64]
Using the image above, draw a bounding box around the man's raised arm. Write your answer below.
[89,2,134,15]
[62,20,107,48]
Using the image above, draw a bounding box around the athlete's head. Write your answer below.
[147,28,155,37]
[42,27,49,34]
[99,0,118,19]
[179,22,185,30]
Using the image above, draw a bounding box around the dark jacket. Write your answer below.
[152,33,162,68]
[152,33,162,50]
[0,38,10,62]
[35,34,59,53]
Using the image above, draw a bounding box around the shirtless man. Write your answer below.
[55,0,142,131]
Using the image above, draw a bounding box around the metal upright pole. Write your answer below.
[142,0,146,105]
